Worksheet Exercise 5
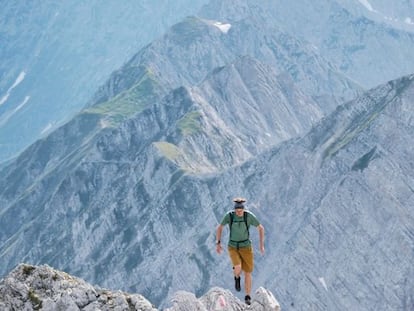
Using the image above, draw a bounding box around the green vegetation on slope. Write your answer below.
[153,141,183,161]
[177,111,202,136]
[83,69,162,126]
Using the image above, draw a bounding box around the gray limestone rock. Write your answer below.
[0,264,280,311]
[0,264,156,311]
[165,286,280,311]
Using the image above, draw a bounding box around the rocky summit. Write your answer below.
[0,264,280,311]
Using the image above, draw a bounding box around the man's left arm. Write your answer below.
[258,224,265,255]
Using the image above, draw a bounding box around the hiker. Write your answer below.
[215,197,265,305]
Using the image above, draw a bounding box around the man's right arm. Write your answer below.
[216,224,224,254]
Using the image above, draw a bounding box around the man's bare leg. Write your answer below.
[245,271,252,296]
[234,264,242,277]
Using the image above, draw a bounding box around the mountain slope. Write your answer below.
[337,0,414,32]
[90,14,362,116]
[1,70,412,309]
[3,0,412,161]
[208,74,414,309]
[200,0,414,89]
[0,56,323,306]
[0,0,208,163]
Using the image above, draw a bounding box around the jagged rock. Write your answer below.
[0,264,157,311]
[249,287,280,311]
[0,264,280,311]
[165,286,280,311]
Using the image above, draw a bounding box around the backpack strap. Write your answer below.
[244,211,250,239]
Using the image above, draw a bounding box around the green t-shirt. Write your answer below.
[220,210,260,248]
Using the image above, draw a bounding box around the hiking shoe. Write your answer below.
[234,276,241,292]
[245,295,251,305]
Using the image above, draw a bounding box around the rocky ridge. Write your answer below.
[0,264,280,311]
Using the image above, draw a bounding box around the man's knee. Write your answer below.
[233,265,242,274]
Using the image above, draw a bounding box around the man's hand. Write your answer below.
[216,243,222,254]
[259,244,265,255]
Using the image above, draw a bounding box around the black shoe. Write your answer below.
[245,295,251,305]
[234,276,241,292]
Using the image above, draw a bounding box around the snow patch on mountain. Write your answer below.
[213,21,232,33]
[0,96,30,127]
[318,277,328,291]
[40,121,56,135]
[405,17,414,25]
[201,18,231,33]
[356,0,414,27]
[357,0,375,12]
[0,71,26,107]
[0,94,9,107]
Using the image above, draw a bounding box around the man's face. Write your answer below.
[234,207,244,216]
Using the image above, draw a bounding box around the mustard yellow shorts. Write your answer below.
[228,245,254,273]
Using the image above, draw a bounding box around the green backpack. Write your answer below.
[228,211,250,245]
